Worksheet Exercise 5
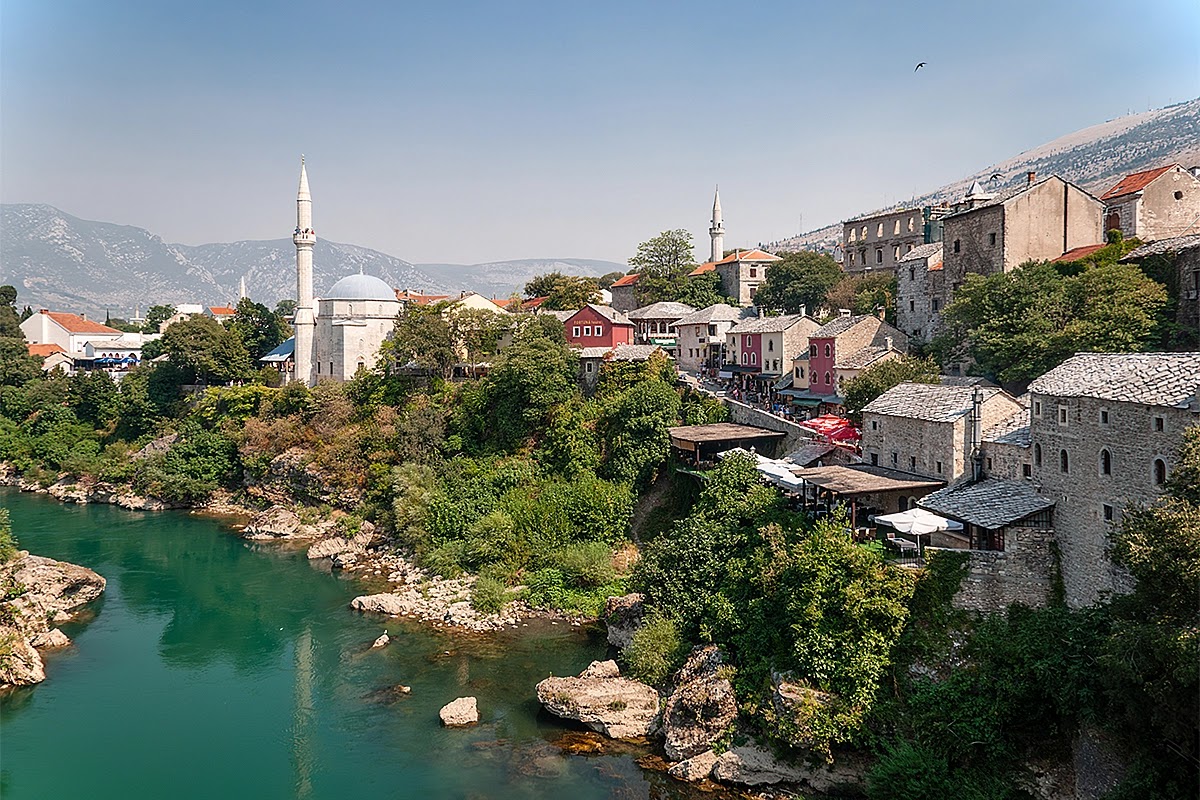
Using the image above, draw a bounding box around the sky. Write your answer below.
[2,0,1198,266]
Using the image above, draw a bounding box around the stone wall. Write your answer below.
[944,205,1006,283]
[931,525,1058,614]
[722,398,816,455]
[984,439,1030,481]
[861,414,962,479]
[843,208,925,273]
[1029,394,1193,608]
[1177,245,1199,338]
[1137,166,1200,240]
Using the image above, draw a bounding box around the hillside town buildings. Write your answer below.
[842,206,945,274]
[1101,164,1200,241]
[674,303,753,373]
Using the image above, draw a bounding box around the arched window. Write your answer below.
[768,339,774,352]
[1034,444,1042,466]
[1060,450,1069,473]
[1154,458,1167,485]
[1100,449,1111,476]
[824,371,831,385]
[810,344,817,357]
[824,343,831,357]
[898,496,908,511]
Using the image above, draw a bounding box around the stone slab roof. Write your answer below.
[728,314,808,335]
[626,301,696,320]
[862,382,1003,423]
[1027,352,1200,408]
[1121,234,1200,261]
[578,304,634,326]
[835,345,893,370]
[675,303,754,327]
[898,242,943,263]
[611,344,666,361]
[919,477,1053,530]
[811,314,873,339]
[983,408,1031,448]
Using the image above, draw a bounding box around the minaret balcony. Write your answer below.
[293,231,317,245]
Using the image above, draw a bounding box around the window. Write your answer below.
[1153,416,1164,432]
[795,367,801,378]
[893,219,901,235]
[1022,463,1032,478]
[824,343,831,357]
[316,361,321,374]
[908,216,915,232]
[936,461,943,474]
[848,228,856,242]
[585,361,593,373]
[572,326,580,337]
[1060,450,1069,473]
[893,245,901,260]
[1100,408,1109,424]
[583,325,592,336]
[859,249,867,265]
[1153,458,1167,485]
[695,326,702,336]
[749,268,757,278]
[931,297,941,311]
[1175,190,1184,200]
[768,339,774,352]
[824,371,831,385]
[1100,449,1111,475]
[986,457,993,471]
[749,287,757,299]
[910,456,917,470]
[870,453,879,466]
[876,249,884,264]
[1033,400,1042,417]
[988,232,997,246]
[953,239,961,253]
[906,243,914,252]
[329,362,334,375]
[909,300,915,312]
[877,222,884,237]
[595,325,603,337]
[891,452,898,466]
[751,352,757,365]
[1034,444,1042,466]
[1058,405,1068,425]
[848,252,855,265]
[861,226,868,239]
[871,420,878,431]
[1103,504,1115,522]
[909,267,916,281]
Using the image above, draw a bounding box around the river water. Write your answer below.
[0,489,714,799]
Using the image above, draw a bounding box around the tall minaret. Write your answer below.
[292,157,316,386]
[709,185,725,262]
[239,275,247,301]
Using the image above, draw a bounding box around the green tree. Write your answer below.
[68,369,119,427]
[141,304,177,333]
[842,355,940,422]
[451,307,511,375]
[598,271,625,289]
[825,273,898,323]
[0,285,23,338]
[0,339,42,387]
[629,230,697,305]
[471,327,577,451]
[0,507,18,562]
[228,298,291,361]
[159,315,254,385]
[274,298,297,319]
[753,251,843,314]
[524,272,601,310]
[386,302,457,380]
[675,271,731,309]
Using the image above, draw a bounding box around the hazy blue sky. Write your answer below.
[2,0,1197,264]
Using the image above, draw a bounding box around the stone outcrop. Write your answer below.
[0,552,106,687]
[603,593,644,649]
[662,645,738,761]
[768,672,841,751]
[243,506,315,540]
[667,749,719,782]
[536,660,659,739]
[372,632,390,648]
[439,696,479,726]
[710,744,869,791]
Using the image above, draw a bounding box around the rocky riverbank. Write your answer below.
[0,551,107,687]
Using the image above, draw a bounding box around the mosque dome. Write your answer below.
[324,273,396,301]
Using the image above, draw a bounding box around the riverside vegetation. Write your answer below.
[1,281,1196,797]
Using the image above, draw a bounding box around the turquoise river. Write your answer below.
[0,489,721,799]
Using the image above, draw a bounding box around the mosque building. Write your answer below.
[265,159,400,385]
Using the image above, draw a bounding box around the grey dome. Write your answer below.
[324,273,395,301]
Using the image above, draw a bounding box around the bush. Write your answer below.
[526,568,566,609]
[623,611,683,686]
[552,541,616,588]
[471,575,510,614]
[0,509,18,563]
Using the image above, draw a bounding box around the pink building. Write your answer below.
[564,304,635,349]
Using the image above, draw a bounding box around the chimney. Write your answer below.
[1026,171,1037,186]
[80,312,87,321]
[799,304,807,318]
[839,308,851,317]
[884,335,893,351]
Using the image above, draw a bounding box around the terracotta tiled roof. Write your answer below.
[714,249,782,265]
[28,343,65,357]
[40,311,121,335]
[522,296,548,309]
[688,261,717,276]
[208,306,237,316]
[611,274,640,287]
[1100,165,1176,201]
[1054,244,1107,263]
[395,290,452,305]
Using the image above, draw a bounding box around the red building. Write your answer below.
[563,304,635,348]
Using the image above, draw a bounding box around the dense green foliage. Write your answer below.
[0,508,18,563]
[754,251,844,315]
[627,229,700,306]
[842,356,940,422]
[523,272,601,310]
[936,258,1168,385]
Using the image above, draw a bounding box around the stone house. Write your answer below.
[714,249,781,306]
[625,301,695,357]
[895,243,945,342]
[1121,234,1200,341]
[941,174,1103,294]
[842,206,933,274]
[577,344,667,394]
[27,343,72,373]
[860,382,1025,484]
[20,309,124,356]
[726,314,819,376]
[674,303,754,373]
[805,314,909,402]
[608,274,640,314]
[980,403,1033,481]
[1027,352,1200,608]
[563,304,635,349]
[1101,164,1200,242]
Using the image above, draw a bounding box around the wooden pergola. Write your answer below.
[790,464,944,528]
[668,423,787,465]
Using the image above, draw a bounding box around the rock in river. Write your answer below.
[603,593,644,650]
[662,645,738,761]
[439,696,479,726]
[535,660,659,739]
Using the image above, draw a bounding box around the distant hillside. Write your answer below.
[768,97,1200,253]
[0,204,621,317]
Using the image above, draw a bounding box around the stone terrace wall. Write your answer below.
[930,525,1058,614]
[722,398,816,456]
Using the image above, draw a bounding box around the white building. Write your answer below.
[20,310,124,355]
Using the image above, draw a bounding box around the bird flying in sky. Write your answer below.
[914,61,926,71]
[990,172,1004,181]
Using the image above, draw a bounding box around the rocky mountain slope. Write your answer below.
[768,97,1200,252]
[0,203,622,317]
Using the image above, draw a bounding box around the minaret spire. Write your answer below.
[709,185,725,262]
[292,156,317,386]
